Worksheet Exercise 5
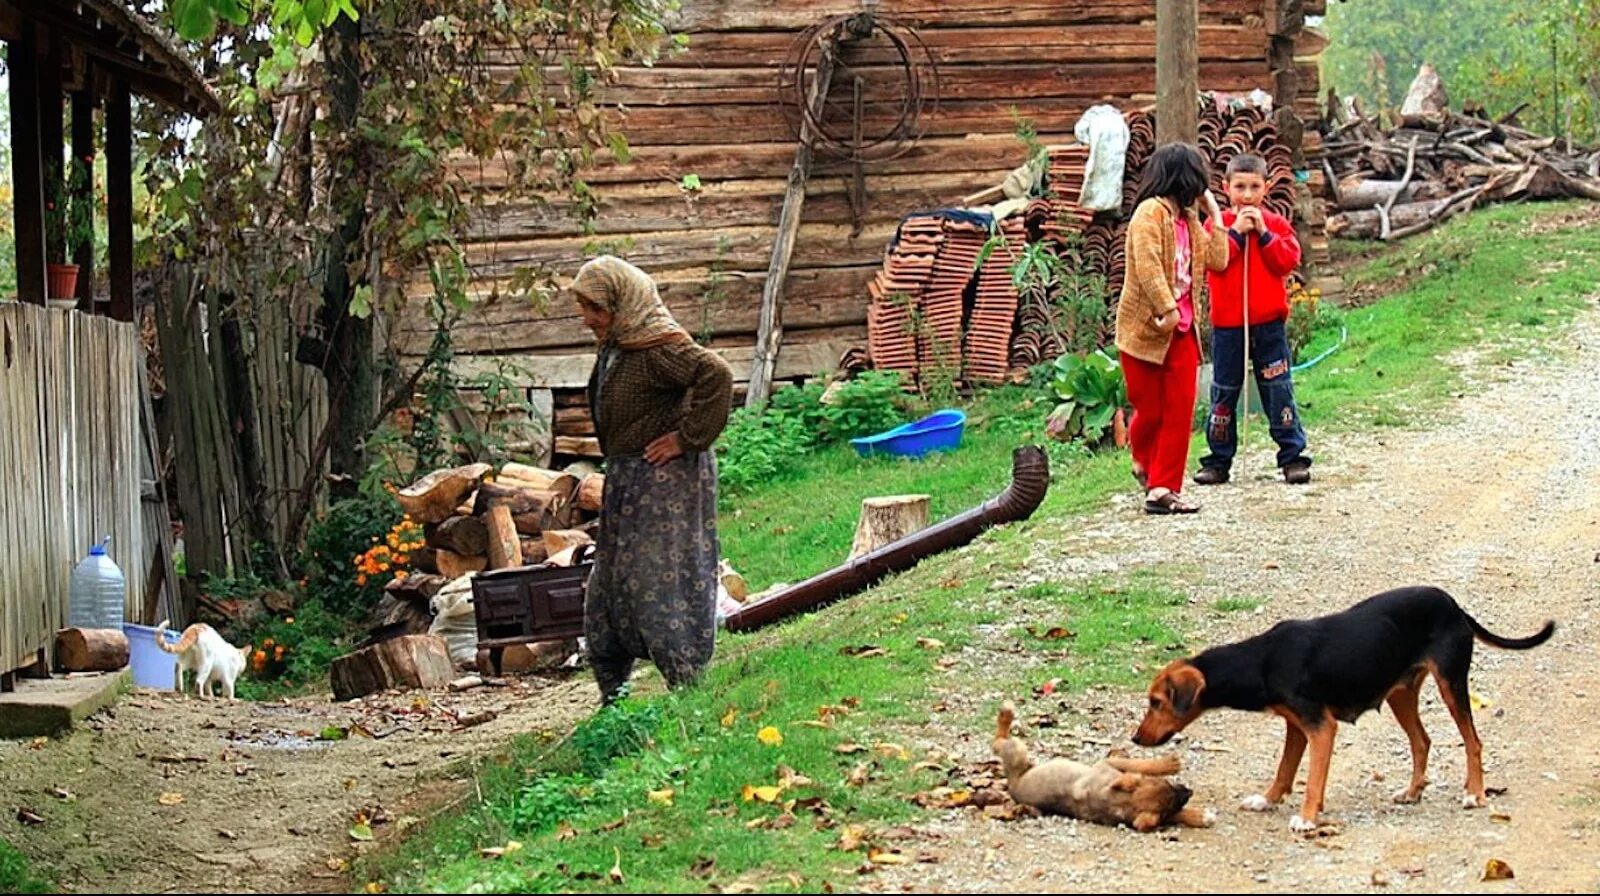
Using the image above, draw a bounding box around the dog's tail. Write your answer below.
[153,619,199,655]
[1467,614,1556,651]
[996,701,1016,740]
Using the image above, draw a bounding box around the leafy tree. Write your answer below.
[141,0,672,571]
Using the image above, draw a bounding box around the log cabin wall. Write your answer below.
[398,0,1328,455]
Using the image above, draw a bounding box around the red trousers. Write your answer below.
[1121,331,1200,494]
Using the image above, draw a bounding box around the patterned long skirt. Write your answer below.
[584,451,719,703]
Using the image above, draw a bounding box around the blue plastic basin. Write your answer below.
[850,409,966,459]
[123,622,180,690]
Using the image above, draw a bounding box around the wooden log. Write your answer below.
[485,504,524,570]
[576,474,605,512]
[54,628,129,672]
[385,571,448,604]
[436,549,488,580]
[848,495,932,560]
[427,516,489,557]
[329,634,454,701]
[396,463,493,524]
[519,537,551,566]
[473,481,566,516]
[542,529,594,558]
[554,436,603,458]
[498,463,580,498]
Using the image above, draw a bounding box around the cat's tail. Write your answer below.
[154,619,199,654]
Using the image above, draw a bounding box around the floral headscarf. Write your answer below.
[571,255,691,350]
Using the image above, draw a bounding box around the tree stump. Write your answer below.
[848,494,931,560]
[329,634,454,701]
[54,628,129,672]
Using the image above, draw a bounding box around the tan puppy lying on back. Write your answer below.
[993,701,1213,832]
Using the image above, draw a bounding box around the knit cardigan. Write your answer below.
[1114,197,1231,364]
[588,340,734,457]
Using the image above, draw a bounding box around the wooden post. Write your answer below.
[9,26,47,304]
[1155,0,1199,145]
[72,78,96,306]
[746,39,837,409]
[40,30,64,267]
[106,80,134,321]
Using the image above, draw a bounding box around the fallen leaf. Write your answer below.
[1469,691,1493,712]
[1027,625,1073,640]
[28,737,47,750]
[796,719,832,729]
[640,833,666,847]
[648,788,675,807]
[916,637,945,650]
[688,856,717,879]
[1490,812,1511,823]
[742,785,782,803]
[874,743,911,761]
[1482,858,1514,881]
[16,808,44,826]
[157,792,185,806]
[556,821,578,841]
[1370,869,1389,887]
[890,612,908,625]
[362,883,387,894]
[837,824,868,851]
[49,786,74,801]
[845,762,872,787]
[757,726,784,747]
[609,846,624,884]
[869,848,910,865]
[479,840,523,859]
[348,822,374,841]
[597,811,630,832]
[841,696,861,708]
[834,742,867,754]
[1034,678,1061,696]
[218,829,239,841]
[319,725,347,741]
[326,857,349,872]
[777,766,813,789]
[720,706,738,728]
[840,645,887,658]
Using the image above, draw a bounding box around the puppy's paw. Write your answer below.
[1461,792,1487,809]
[1239,793,1273,812]
[1288,814,1318,833]
[1201,807,1218,827]
[1391,786,1423,804]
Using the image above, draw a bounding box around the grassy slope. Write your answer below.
[361,201,1600,894]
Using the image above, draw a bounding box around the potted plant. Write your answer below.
[44,155,95,306]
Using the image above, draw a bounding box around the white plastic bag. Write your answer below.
[428,574,480,667]
[1073,105,1131,213]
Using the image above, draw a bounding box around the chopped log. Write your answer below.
[436,549,488,580]
[497,463,580,499]
[542,528,594,558]
[455,491,478,516]
[519,537,551,566]
[397,463,493,524]
[1326,197,1457,239]
[372,593,433,636]
[1399,63,1448,125]
[848,494,931,560]
[576,474,605,512]
[473,481,566,517]
[485,504,524,570]
[554,436,603,458]
[427,516,489,557]
[384,571,447,604]
[329,634,454,701]
[54,628,129,672]
[718,559,750,602]
[409,548,440,575]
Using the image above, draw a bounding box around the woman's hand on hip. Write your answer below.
[644,431,685,465]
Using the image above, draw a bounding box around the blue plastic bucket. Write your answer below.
[122,623,179,690]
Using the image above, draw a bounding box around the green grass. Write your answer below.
[0,838,54,894]
[363,201,1600,893]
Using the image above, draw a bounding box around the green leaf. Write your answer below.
[170,0,218,40]
[319,725,348,741]
[679,173,702,191]
[348,284,374,320]
[608,132,633,164]
[214,0,249,26]
[348,821,373,841]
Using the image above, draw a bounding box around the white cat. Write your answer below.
[154,620,249,699]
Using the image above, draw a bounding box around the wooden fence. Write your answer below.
[0,304,149,678]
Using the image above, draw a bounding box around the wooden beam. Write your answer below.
[8,27,47,303]
[747,40,836,409]
[40,25,64,265]
[1155,0,1199,144]
[72,73,96,306]
[106,79,133,321]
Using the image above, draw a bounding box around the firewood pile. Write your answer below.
[1321,112,1600,241]
[864,96,1303,385]
[376,461,603,634]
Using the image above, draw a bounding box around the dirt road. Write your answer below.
[860,300,1600,893]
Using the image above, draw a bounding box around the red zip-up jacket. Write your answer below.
[1205,207,1301,328]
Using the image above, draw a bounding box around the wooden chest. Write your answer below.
[471,552,591,674]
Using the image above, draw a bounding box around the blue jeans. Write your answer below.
[1200,319,1310,471]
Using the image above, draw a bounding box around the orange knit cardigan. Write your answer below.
[1113,197,1230,364]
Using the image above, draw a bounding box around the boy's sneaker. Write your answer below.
[1193,466,1230,485]
[1283,461,1312,484]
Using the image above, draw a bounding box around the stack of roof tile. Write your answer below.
[866,215,943,380]
[1040,145,1096,244]
[965,217,1028,384]
[918,218,985,378]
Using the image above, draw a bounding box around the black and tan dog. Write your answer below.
[994,701,1213,831]
[1133,585,1555,832]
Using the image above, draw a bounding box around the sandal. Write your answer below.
[1144,491,1200,515]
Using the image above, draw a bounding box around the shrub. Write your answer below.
[302,490,403,620]
[234,598,350,700]
[817,370,908,442]
[716,405,812,495]
[1045,347,1127,446]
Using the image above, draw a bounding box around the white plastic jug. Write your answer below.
[68,536,126,630]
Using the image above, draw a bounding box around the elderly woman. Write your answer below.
[571,255,735,704]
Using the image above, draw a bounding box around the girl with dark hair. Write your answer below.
[1114,143,1230,514]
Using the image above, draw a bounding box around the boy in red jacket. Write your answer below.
[1193,154,1312,485]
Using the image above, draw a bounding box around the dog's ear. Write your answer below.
[1167,664,1206,717]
